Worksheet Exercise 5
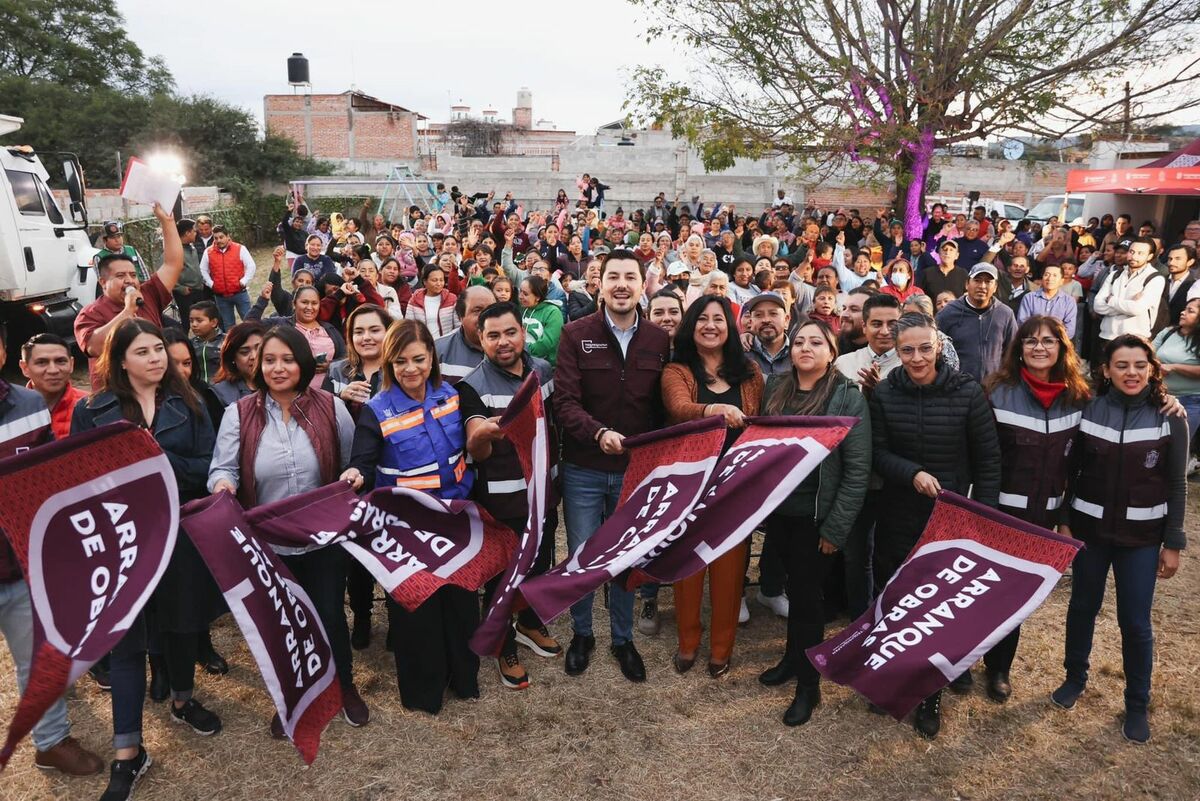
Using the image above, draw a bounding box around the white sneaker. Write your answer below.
[756,589,790,618]
[738,597,750,624]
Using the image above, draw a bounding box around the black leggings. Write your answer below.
[768,513,835,688]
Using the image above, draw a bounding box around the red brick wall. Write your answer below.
[264,94,417,160]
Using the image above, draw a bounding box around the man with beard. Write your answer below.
[435,285,495,384]
[555,250,670,682]
[838,286,875,355]
[743,294,792,376]
[459,303,562,690]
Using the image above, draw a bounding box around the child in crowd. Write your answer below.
[808,286,841,334]
[188,301,224,385]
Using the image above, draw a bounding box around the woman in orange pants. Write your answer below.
[660,295,763,677]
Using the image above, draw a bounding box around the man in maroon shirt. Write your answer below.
[554,249,670,683]
[74,202,183,388]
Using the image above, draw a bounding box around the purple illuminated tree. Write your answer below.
[625,0,1200,237]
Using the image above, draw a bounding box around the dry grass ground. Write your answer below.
[3,248,1198,800]
[2,513,1199,801]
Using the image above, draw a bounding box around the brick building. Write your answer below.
[263,90,425,162]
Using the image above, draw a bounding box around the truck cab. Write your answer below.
[0,114,97,352]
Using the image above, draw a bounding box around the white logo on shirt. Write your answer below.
[581,340,608,353]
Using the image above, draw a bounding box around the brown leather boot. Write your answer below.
[34,736,105,776]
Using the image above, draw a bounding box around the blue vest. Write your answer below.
[365,381,472,500]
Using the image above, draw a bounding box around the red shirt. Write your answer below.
[74,273,173,389]
[28,381,87,439]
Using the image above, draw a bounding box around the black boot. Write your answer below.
[913,690,942,739]
[351,613,371,651]
[148,654,170,703]
[759,659,797,687]
[196,630,228,676]
[985,669,1012,703]
[783,684,821,727]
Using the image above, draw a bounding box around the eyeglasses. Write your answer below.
[1022,336,1060,350]
[898,344,937,357]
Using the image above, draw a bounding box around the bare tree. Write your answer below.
[626,0,1200,235]
[444,118,504,157]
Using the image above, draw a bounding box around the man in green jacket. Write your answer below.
[92,221,149,283]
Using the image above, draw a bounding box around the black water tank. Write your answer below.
[287,53,309,85]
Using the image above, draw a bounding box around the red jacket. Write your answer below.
[207,243,246,296]
[554,311,670,472]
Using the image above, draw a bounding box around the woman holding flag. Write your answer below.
[340,319,480,714]
[757,319,872,727]
[207,325,369,732]
[660,294,763,679]
[868,312,1001,740]
[72,318,222,801]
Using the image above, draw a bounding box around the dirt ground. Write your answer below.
[3,248,1199,800]
[1,513,1198,801]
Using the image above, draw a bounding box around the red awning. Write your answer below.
[1066,138,1200,194]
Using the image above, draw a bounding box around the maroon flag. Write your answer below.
[626,417,854,588]
[806,492,1082,719]
[180,493,341,765]
[471,373,550,656]
[246,484,517,611]
[0,422,178,769]
[518,417,727,625]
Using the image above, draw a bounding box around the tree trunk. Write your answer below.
[897,129,935,242]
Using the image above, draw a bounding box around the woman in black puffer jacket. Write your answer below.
[868,312,1001,740]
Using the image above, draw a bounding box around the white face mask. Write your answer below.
[891,272,910,288]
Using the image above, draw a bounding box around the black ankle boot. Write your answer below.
[913,690,942,739]
[783,684,820,727]
[148,654,170,702]
[759,659,797,687]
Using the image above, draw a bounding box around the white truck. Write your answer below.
[0,114,97,353]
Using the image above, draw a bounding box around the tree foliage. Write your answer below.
[0,2,329,193]
[0,0,172,93]
[626,0,1200,233]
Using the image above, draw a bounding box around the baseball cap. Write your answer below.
[742,292,788,316]
[101,221,123,238]
[968,263,998,280]
[1116,238,1133,251]
[666,261,691,277]
[1068,217,1086,227]
[939,239,959,251]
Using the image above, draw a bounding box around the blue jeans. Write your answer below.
[562,463,635,645]
[0,580,72,751]
[1064,539,1160,711]
[214,289,251,330]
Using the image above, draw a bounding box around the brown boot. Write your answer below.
[34,736,105,776]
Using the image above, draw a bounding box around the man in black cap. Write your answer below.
[92,221,149,283]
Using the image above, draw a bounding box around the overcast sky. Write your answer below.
[118,0,676,134]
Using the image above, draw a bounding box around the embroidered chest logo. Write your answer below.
[1144,450,1159,469]
[581,340,608,354]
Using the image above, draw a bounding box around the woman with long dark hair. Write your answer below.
[660,295,763,678]
[248,284,346,389]
[208,325,368,732]
[1053,334,1188,743]
[210,321,265,407]
[72,319,222,801]
[979,315,1091,703]
[757,319,871,726]
[323,303,394,649]
[869,312,1001,739]
[341,320,479,713]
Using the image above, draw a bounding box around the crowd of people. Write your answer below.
[0,186,1192,801]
